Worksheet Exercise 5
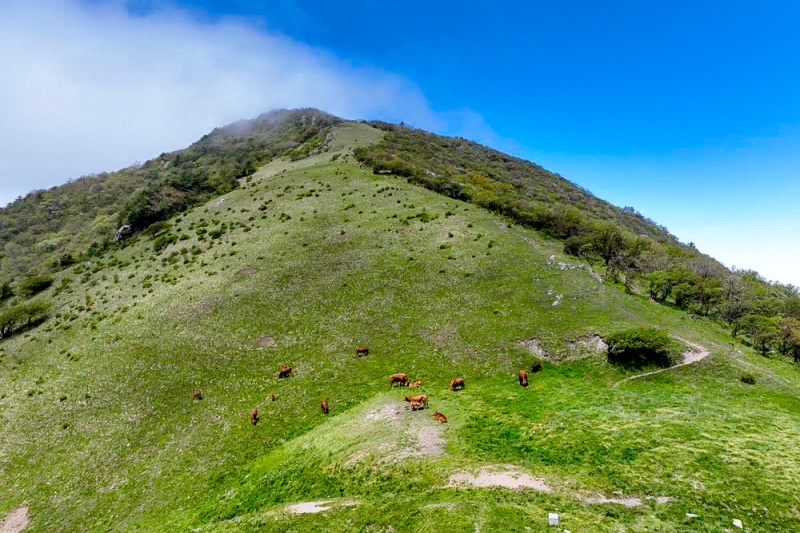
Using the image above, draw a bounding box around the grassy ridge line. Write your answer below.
[0,129,798,531]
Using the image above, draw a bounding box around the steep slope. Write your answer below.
[0,123,799,532]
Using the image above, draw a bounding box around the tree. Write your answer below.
[643,271,675,302]
[777,317,800,362]
[739,314,778,355]
[0,300,51,338]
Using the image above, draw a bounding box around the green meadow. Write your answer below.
[1,124,799,532]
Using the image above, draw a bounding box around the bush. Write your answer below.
[740,374,756,385]
[606,327,682,369]
[143,221,172,237]
[530,358,543,373]
[18,275,54,297]
[153,233,178,253]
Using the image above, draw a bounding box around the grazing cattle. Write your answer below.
[409,379,422,388]
[269,392,276,402]
[250,408,259,426]
[432,411,448,423]
[389,373,410,387]
[403,394,428,408]
[450,377,466,391]
[192,389,202,401]
[321,398,329,414]
[279,364,292,379]
[408,400,424,411]
[531,360,543,373]
[518,369,529,387]
[355,345,369,357]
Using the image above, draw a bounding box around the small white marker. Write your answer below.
[733,518,743,528]
[686,513,698,518]
[548,513,559,526]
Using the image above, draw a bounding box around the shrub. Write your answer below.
[153,233,178,253]
[143,221,173,237]
[530,358,543,373]
[740,374,756,385]
[18,275,54,297]
[606,327,682,368]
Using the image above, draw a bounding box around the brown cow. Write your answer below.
[450,377,465,391]
[250,408,259,426]
[269,392,276,402]
[279,364,292,378]
[518,369,529,387]
[409,379,422,388]
[192,389,202,401]
[408,400,424,411]
[403,394,428,408]
[432,411,448,423]
[321,398,329,414]
[355,345,369,357]
[389,373,409,387]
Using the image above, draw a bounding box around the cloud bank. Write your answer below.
[0,0,461,206]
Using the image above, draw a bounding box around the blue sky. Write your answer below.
[1,0,798,285]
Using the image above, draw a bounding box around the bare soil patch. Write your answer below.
[256,335,276,347]
[284,499,358,515]
[566,334,608,360]
[238,268,257,275]
[447,466,552,491]
[518,338,547,358]
[286,500,334,514]
[359,401,445,462]
[445,466,674,507]
[190,295,222,315]
[0,507,29,533]
[581,494,674,507]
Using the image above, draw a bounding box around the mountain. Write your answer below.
[0,111,799,532]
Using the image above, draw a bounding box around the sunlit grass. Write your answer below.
[0,128,798,531]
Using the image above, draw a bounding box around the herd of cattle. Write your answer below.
[192,346,536,427]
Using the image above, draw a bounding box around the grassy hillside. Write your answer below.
[354,122,800,356]
[1,123,799,532]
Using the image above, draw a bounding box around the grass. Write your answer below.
[0,124,799,531]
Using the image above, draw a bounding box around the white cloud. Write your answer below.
[0,0,449,206]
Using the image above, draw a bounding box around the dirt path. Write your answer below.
[0,507,29,533]
[613,336,710,387]
[446,465,673,507]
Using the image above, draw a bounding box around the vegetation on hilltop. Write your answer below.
[0,108,339,281]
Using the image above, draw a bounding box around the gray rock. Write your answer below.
[114,224,132,243]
